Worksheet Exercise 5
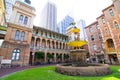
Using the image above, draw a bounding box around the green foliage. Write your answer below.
[64,54,69,59]
[57,54,62,59]
[36,52,44,59]
[0,66,120,80]
[47,54,54,59]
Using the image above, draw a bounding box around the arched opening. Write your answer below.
[34,51,45,65]
[106,39,118,64]
[30,37,35,49]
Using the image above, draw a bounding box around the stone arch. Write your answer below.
[36,38,40,49]
[47,40,50,48]
[42,39,46,48]
[31,37,35,48]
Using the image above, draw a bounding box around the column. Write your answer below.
[32,52,35,65]
[62,53,64,62]
[34,36,37,50]
[54,53,56,63]
[44,52,47,63]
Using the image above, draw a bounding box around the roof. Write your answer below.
[85,21,98,29]
[16,0,35,11]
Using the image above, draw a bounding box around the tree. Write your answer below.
[36,52,45,59]
[64,54,69,59]
[47,53,54,59]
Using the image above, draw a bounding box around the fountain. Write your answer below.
[55,23,111,76]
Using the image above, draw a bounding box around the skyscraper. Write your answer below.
[39,1,57,32]
[5,0,15,22]
[76,19,86,40]
[57,15,74,34]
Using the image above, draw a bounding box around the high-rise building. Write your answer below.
[39,1,57,32]
[5,0,15,22]
[57,15,74,34]
[76,19,86,40]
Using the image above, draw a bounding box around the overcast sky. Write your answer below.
[31,0,112,26]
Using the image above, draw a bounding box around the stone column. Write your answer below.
[44,52,47,63]
[32,52,35,65]
[62,53,64,62]
[54,53,56,63]
[34,36,37,50]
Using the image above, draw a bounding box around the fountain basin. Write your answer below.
[56,63,111,76]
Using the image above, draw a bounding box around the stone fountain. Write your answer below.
[56,23,111,76]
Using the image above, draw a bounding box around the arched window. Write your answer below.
[18,15,24,23]
[93,44,97,51]
[21,31,25,41]
[24,16,28,25]
[109,9,114,16]
[96,24,100,29]
[89,27,92,32]
[114,21,119,29]
[102,18,105,24]
[14,30,20,41]
[12,49,20,60]
[91,35,94,41]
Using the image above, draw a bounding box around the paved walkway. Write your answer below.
[0,64,55,78]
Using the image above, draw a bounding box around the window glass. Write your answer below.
[14,30,20,41]
[102,18,105,24]
[18,15,24,23]
[12,49,20,60]
[21,31,25,41]
[109,9,114,16]
[114,21,119,29]
[24,16,28,25]
[93,45,97,51]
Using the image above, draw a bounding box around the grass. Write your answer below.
[0,66,120,80]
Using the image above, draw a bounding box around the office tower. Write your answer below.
[5,0,15,22]
[76,19,86,40]
[39,1,57,32]
[57,15,74,34]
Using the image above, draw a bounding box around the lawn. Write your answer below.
[0,66,120,80]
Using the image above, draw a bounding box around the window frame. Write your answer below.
[24,16,28,25]
[20,31,25,41]
[109,9,114,16]
[14,30,20,41]
[18,15,24,23]
[12,49,20,61]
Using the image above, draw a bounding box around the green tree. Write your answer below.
[47,53,54,59]
[36,52,45,59]
[64,54,69,59]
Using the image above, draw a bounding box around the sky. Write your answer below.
[31,0,112,26]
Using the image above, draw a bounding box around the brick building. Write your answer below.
[85,0,120,64]
[85,21,104,63]
[0,0,70,66]
[0,0,35,66]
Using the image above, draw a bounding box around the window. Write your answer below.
[105,29,109,34]
[114,21,119,29]
[101,43,105,49]
[109,9,114,16]
[12,49,20,60]
[96,24,100,29]
[18,15,24,23]
[91,35,94,41]
[21,31,25,41]
[14,30,20,41]
[24,16,28,25]
[89,27,92,32]
[102,18,105,24]
[98,33,102,39]
[93,44,97,51]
